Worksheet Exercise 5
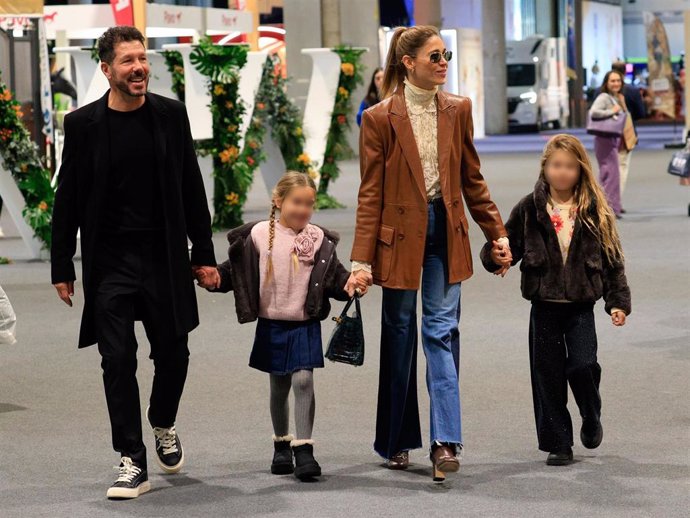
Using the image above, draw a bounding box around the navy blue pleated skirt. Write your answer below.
[249,318,324,375]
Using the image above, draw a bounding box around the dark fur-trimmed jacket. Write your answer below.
[480,180,631,315]
[214,221,351,323]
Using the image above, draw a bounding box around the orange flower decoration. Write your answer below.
[38,201,48,211]
[225,192,239,205]
[340,63,355,76]
[219,146,239,163]
[214,84,226,96]
[297,153,311,165]
[338,86,349,98]
[336,114,347,125]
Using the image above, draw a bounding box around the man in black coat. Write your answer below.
[50,26,219,499]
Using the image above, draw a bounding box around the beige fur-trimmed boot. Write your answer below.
[291,439,321,480]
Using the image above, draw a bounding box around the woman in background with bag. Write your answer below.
[0,285,17,345]
[590,70,628,218]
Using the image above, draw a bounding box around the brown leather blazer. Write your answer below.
[351,88,506,289]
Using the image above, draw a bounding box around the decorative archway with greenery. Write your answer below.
[163,45,315,228]
[164,42,366,225]
[316,46,365,209]
[0,72,54,252]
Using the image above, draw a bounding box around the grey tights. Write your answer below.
[269,369,315,440]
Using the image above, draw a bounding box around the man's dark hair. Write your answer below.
[97,26,145,64]
[611,61,627,76]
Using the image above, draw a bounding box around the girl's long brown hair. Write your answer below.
[539,134,624,264]
[266,171,317,281]
[381,25,440,99]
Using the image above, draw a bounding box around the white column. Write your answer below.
[0,164,44,259]
[300,48,342,185]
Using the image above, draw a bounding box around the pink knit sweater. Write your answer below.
[251,220,325,321]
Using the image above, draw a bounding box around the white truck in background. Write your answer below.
[506,36,569,131]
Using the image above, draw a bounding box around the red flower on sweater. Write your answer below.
[550,212,564,233]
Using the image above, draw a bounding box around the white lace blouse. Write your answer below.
[403,78,441,200]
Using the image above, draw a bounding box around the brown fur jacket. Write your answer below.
[214,221,351,323]
[480,179,631,315]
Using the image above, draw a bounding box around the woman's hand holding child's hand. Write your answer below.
[490,240,513,277]
[611,311,626,326]
[345,270,372,297]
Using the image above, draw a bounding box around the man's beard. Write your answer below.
[113,71,149,97]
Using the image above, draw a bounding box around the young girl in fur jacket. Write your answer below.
[203,171,362,481]
[482,134,631,466]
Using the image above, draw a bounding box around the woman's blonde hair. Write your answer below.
[381,25,440,99]
[266,171,317,281]
[539,134,624,264]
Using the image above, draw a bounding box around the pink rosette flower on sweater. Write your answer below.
[293,227,317,262]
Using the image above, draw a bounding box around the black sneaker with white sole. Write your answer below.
[147,406,185,474]
[106,457,151,499]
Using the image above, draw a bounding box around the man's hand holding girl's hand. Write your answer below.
[192,265,221,290]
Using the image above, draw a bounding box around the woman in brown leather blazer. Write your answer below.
[348,25,511,481]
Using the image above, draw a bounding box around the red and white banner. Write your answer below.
[109,0,134,26]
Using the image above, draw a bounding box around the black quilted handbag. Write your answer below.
[324,295,365,366]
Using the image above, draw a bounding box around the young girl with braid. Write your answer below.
[206,171,362,480]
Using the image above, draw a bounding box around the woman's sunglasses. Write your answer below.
[429,50,453,64]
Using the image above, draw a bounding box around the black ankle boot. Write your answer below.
[546,447,574,466]
[581,419,603,449]
[292,441,321,480]
[271,435,294,475]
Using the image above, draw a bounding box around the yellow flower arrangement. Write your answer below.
[297,153,311,165]
[340,63,355,76]
[219,146,239,163]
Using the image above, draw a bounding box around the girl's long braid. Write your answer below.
[266,203,277,282]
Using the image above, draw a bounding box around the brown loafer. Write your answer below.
[386,451,409,470]
[431,445,459,481]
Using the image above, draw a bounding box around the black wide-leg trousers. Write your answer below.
[93,234,189,469]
